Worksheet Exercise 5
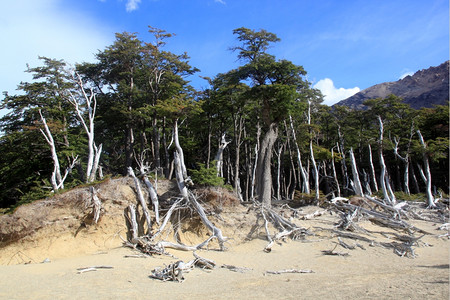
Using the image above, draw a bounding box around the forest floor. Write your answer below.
[0,177,448,299]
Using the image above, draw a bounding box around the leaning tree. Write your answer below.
[229,27,320,207]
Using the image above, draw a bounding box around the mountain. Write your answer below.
[335,61,449,110]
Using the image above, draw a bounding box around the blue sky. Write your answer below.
[1,0,448,106]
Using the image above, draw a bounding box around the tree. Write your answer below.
[69,73,103,183]
[78,32,143,173]
[140,26,199,175]
[230,27,315,207]
[0,57,83,205]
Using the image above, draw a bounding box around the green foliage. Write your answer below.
[1,26,449,210]
[189,162,225,188]
[393,192,427,202]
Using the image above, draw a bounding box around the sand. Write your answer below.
[0,219,448,299]
[0,178,448,299]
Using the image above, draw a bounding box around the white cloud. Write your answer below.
[399,71,414,80]
[214,0,226,4]
[0,0,112,99]
[313,78,360,106]
[126,0,141,12]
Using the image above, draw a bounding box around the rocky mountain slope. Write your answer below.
[335,61,449,110]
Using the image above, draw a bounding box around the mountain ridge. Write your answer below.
[335,61,449,109]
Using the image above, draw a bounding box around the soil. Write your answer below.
[0,177,448,299]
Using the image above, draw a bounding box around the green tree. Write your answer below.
[230,27,316,206]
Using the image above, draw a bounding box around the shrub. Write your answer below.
[189,162,225,188]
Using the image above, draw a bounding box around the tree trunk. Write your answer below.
[307,101,319,200]
[152,116,161,174]
[289,116,309,194]
[143,175,160,224]
[125,124,134,173]
[215,134,230,177]
[377,116,395,205]
[173,119,187,179]
[162,117,171,179]
[128,167,152,234]
[233,117,244,201]
[276,144,283,201]
[39,110,63,191]
[349,147,363,196]
[337,126,349,194]
[256,123,278,207]
[368,144,378,193]
[310,140,319,200]
[331,146,341,197]
[417,129,435,207]
[250,124,261,200]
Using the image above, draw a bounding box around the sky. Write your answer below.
[1,0,448,107]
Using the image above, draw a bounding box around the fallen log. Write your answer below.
[264,269,314,275]
[77,265,113,274]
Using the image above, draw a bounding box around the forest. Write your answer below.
[0,26,448,211]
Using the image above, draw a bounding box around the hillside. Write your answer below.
[335,61,449,109]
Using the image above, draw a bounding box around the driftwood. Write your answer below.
[143,175,160,224]
[221,264,252,273]
[150,260,188,282]
[301,210,326,220]
[149,253,216,282]
[90,187,101,224]
[256,203,309,253]
[264,269,314,275]
[77,265,113,274]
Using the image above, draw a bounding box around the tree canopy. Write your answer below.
[0,27,448,210]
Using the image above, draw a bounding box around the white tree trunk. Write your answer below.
[337,126,349,192]
[250,124,261,200]
[215,134,230,177]
[393,136,411,195]
[368,144,378,193]
[143,175,160,224]
[173,119,188,179]
[331,147,341,197]
[174,150,226,249]
[39,110,64,191]
[276,144,283,201]
[310,140,319,200]
[69,73,102,182]
[128,167,152,234]
[377,116,395,205]
[349,147,363,196]
[289,115,309,194]
[306,101,318,199]
[90,186,101,224]
[417,130,435,207]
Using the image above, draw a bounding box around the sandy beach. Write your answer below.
[1,217,448,300]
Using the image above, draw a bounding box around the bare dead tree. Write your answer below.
[136,149,160,224]
[349,147,364,196]
[128,167,152,234]
[367,144,378,193]
[331,146,341,197]
[392,123,414,195]
[377,116,396,205]
[38,109,78,191]
[289,115,309,194]
[215,133,230,177]
[250,123,261,200]
[307,101,320,200]
[416,129,435,208]
[69,72,102,183]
